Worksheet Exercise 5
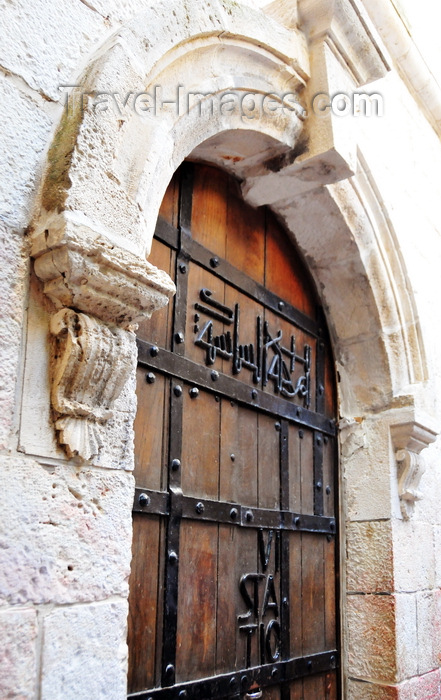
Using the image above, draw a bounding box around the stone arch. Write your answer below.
[28,1,439,694]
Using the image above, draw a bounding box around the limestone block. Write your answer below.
[0,0,108,101]
[346,520,393,593]
[392,520,435,592]
[0,607,37,699]
[394,593,418,680]
[341,418,392,521]
[434,525,441,587]
[40,599,128,700]
[0,457,134,606]
[415,591,441,675]
[347,679,398,699]
[346,593,397,682]
[0,222,29,451]
[0,77,52,229]
[398,669,441,700]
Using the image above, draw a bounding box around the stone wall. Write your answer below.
[1,1,441,698]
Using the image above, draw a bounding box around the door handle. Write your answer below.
[244,690,262,699]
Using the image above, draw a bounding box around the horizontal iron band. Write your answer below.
[153,218,320,338]
[137,340,336,436]
[133,488,336,535]
[128,649,338,699]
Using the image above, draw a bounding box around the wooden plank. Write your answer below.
[288,532,303,660]
[301,534,325,656]
[265,212,317,319]
[324,538,337,649]
[216,525,256,674]
[288,425,302,513]
[226,175,265,284]
[159,168,180,226]
[322,437,335,518]
[181,386,220,499]
[138,238,175,348]
[127,514,162,693]
[258,412,280,510]
[133,367,167,491]
[190,164,228,255]
[175,521,218,682]
[325,670,338,699]
[302,673,325,698]
[219,398,258,507]
[300,429,314,515]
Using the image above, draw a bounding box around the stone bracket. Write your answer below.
[391,415,438,519]
[32,215,176,330]
[50,308,136,461]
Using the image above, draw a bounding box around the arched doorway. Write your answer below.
[127,163,339,699]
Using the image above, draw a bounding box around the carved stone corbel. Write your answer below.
[31,213,176,460]
[50,308,136,460]
[391,416,438,519]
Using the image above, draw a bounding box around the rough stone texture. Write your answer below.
[0,456,134,606]
[0,221,29,451]
[0,77,52,229]
[347,679,399,699]
[347,594,397,682]
[395,593,418,681]
[40,599,128,700]
[416,590,441,675]
[393,520,435,592]
[398,669,441,700]
[346,520,394,593]
[341,417,393,521]
[0,0,109,101]
[0,607,37,699]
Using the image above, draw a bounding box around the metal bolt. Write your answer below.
[215,395,220,403]
[307,660,312,671]
[174,385,183,397]
[316,481,322,491]
[210,257,220,268]
[150,345,159,357]
[230,453,235,462]
[179,263,187,274]
[168,551,178,564]
[230,508,238,520]
[189,387,199,398]
[282,596,289,607]
[179,691,187,699]
[251,389,257,400]
[272,667,278,678]
[229,677,238,690]
[326,485,331,495]
[330,655,336,667]
[299,429,304,439]
[274,422,281,431]
[175,332,184,344]
[171,458,181,471]
[195,501,205,514]
[316,435,322,446]
[296,406,301,417]
[330,520,336,532]
[324,435,329,444]
[211,370,219,381]
[294,517,300,527]
[241,675,248,688]
[146,372,156,384]
[165,664,174,676]
[245,510,254,522]
[138,493,150,507]
[278,301,285,311]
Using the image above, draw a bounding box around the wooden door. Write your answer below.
[128,163,339,699]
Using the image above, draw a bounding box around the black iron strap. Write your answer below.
[133,488,336,535]
[127,649,338,699]
[137,340,336,437]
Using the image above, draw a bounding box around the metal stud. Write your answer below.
[145,372,156,384]
[179,263,187,274]
[324,435,329,444]
[330,519,336,532]
[278,301,285,310]
[251,389,257,400]
[318,384,324,395]
[230,508,238,520]
[168,551,178,564]
[195,502,204,514]
[299,429,304,439]
[210,257,220,268]
[307,660,312,671]
[189,387,199,398]
[245,510,254,522]
[230,453,235,462]
[150,345,159,357]
[274,422,281,431]
[171,458,181,471]
[316,481,322,491]
[316,435,322,446]
[326,485,331,495]
[211,370,219,381]
[138,493,150,507]
[179,691,187,699]
[165,664,174,676]
[174,385,183,397]
[294,516,300,527]
[175,331,185,344]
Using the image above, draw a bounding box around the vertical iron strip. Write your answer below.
[279,420,290,698]
[161,164,194,686]
[313,322,326,516]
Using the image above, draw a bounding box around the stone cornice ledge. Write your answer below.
[390,409,438,519]
[31,214,176,330]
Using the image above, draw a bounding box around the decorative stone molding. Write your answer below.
[391,416,438,519]
[49,308,135,461]
[32,214,176,330]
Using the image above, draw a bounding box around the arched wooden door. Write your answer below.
[128,163,339,699]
